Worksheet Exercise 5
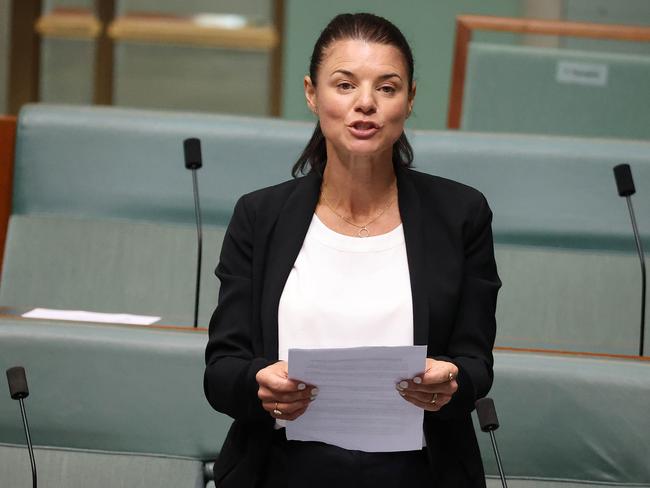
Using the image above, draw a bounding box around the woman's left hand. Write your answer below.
[396,358,459,412]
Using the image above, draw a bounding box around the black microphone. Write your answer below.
[184,138,203,329]
[6,366,37,488]
[614,164,646,356]
[476,397,508,488]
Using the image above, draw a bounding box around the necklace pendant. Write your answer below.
[358,227,370,238]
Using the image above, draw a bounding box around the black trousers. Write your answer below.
[262,429,434,488]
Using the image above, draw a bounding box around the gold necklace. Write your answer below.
[320,181,396,237]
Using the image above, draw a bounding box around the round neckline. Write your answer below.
[309,214,405,253]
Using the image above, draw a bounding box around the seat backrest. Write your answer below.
[409,128,650,250]
[461,42,650,140]
[11,104,310,226]
[11,104,650,245]
[481,352,650,485]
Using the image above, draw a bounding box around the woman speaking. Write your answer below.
[204,12,501,488]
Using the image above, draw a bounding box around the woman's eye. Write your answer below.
[379,85,396,94]
[337,82,354,91]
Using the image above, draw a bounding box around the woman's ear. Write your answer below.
[407,82,417,117]
[304,76,318,115]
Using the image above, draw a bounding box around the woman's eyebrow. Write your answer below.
[377,73,402,81]
[330,69,402,81]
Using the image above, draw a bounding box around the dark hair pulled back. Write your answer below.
[291,13,415,177]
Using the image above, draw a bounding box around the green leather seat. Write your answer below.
[461,42,650,140]
[481,352,650,486]
[2,104,650,487]
[3,104,650,353]
[1,321,648,487]
[0,320,229,487]
[1,215,226,327]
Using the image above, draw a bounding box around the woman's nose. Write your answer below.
[354,87,377,114]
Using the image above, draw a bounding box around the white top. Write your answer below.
[278,214,414,361]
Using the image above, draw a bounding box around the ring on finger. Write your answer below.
[272,401,283,417]
[430,392,438,405]
[448,372,454,382]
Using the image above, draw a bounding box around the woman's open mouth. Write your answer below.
[348,121,381,139]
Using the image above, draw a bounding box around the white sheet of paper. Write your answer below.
[22,308,160,325]
[286,345,426,452]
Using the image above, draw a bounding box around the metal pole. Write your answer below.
[18,398,37,488]
[489,431,507,488]
[626,196,646,356]
[192,169,202,328]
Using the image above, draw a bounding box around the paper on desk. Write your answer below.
[286,345,426,452]
[22,308,160,325]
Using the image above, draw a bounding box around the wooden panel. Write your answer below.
[458,14,650,42]
[447,20,472,130]
[94,0,115,105]
[0,116,16,275]
[269,0,284,116]
[35,8,101,39]
[108,14,278,51]
[8,0,42,115]
[447,14,650,129]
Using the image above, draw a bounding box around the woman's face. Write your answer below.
[305,39,415,162]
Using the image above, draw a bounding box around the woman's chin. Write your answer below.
[342,141,393,159]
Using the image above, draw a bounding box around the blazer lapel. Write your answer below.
[261,172,322,360]
[397,168,431,346]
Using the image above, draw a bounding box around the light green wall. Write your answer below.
[282,0,523,130]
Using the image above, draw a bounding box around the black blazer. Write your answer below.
[204,167,501,487]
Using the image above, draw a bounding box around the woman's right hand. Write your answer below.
[256,360,317,421]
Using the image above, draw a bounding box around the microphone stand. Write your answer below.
[488,429,508,488]
[191,168,203,329]
[625,195,646,356]
[184,138,204,329]
[7,366,37,488]
[18,397,38,488]
[475,397,508,488]
[614,164,646,357]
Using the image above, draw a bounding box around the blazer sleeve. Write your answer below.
[435,194,501,419]
[203,195,273,422]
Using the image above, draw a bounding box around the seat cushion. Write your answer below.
[0,319,230,459]
[0,214,226,326]
[0,444,204,488]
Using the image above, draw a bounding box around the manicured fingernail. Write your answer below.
[395,383,403,391]
[399,391,406,397]
[310,388,319,396]
[310,396,317,401]
[297,383,306,391]
[399,380,409,389]
[413,377,422,384]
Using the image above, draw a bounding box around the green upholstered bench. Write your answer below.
[2,321,648,487]
[1,215,226,327]
[0,320,227,487]
[407,129,650,355]
[2,103,650,353]
[1,104,650,487]
[482,352,650,487]
[1,104,314,326]
[461,42,650,140]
